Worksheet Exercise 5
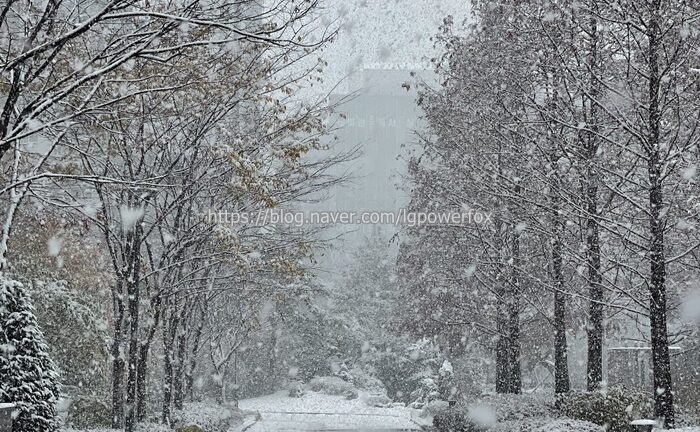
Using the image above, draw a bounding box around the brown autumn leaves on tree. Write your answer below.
[1,1,350,431]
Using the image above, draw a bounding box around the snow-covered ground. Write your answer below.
[237,391,426,431]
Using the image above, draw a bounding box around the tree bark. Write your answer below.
[508,195,522,394]
[185,305,206,402]
[124,226,143,432]
[493,215,510,394]
[584,9,605,392]
[646,1,674,424]
[111,283,126,429]
[162,309,179,425]
[551,174,570,395]
[173,316,188,410]
[136,297,161,422]
[135,343,149,422]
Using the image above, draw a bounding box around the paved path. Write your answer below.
[234,391,427,432]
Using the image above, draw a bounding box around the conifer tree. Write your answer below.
[0,278,60,432]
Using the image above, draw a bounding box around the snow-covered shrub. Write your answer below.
[488,418,547,432]
[559,387,653,432]
[409,375,440,408]
[466,404,498,430]
[65,396,111,429]
[437,360,457,400]
[288,381,305,398]
[473,393,556,422]
[362,393,392,407]
[673,348,700,414]
[368,338,444,404]
[452,357,488,398]
[675,408,700,429]
[175,426,203,432]
[347,366,387,395]
[332,361,354,382]
[136,422,172,432]
[172,402,243,432]
[433,407,487,432]
[0,278,60,432]
[490,418,604,432]
[421,399,450,418]
[309,376,359,399]
[534,419,606,432]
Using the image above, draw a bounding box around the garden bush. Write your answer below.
[287,381,305,398]
[490,418,604,432]
[559,387,653,432]
[473,393,556,422]
[433,407,488,432]
[172,402,243,432]
[421,399,451,418]
[309,376,359,399]
[362,393,392,407]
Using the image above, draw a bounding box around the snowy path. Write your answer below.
[235,391,427,432]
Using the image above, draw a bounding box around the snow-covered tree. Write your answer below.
[401,1,700,426]
[0,278,60,432]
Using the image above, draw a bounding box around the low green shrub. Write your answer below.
[559,387,653,432]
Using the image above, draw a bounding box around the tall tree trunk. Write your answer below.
[495,318,510,393]
[185,305,206,402]
[267,323,277,394]
[508,193,522,394]
[216,365,227,405]
[584,8,605,392]
[646,1,674,424]
[648,152,674,426]
[125,227,143,432]
[135,343,149,422]
[111,283,126,429]
[551,174,570,395]
[136,298,161,422]
[585,174,604,391]
[173,317,187,410]
[553,287,569,394]
[506,297,521,394]
[493,215,510,394]
[162,309,179,425]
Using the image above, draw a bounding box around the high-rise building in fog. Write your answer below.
[327,67,430,227]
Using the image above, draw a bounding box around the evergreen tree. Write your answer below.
[0,277,60,432]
